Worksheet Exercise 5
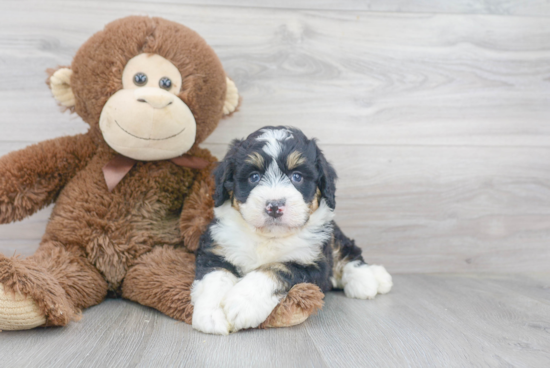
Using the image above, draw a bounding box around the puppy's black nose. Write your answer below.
[265,200,285,218]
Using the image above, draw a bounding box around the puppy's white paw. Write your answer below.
[370,264,393,294]
[342,261,378,299]
[192,307,230,335]
[222,271,280,332]
[191,270,237,335]
[341,262,393,299]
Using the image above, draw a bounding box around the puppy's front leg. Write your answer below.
[223,262,328,332]
[191,232,240,335]
[221,271,282,333]
[191,270,238,335]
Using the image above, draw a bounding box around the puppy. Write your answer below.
[191,126,392,335]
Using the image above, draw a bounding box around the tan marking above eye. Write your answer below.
[287,151,306,170]
[245,152,265,169]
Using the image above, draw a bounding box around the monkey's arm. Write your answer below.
[0,133,96,224]
[179,147,218,252]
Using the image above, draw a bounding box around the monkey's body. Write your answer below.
[40,139,205,291]
[0,132,216,327]
[0,16,323,331]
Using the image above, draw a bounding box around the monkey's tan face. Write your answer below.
[99,53,196,161]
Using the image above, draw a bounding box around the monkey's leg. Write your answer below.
[0,242,107,330]
[123,245,324,329]
[122,245,196,323]
[259,283,325,329]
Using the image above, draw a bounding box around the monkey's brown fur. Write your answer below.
[0,16,323,329]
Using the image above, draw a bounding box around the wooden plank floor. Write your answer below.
[0,273,549,368]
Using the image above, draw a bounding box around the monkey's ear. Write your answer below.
[47,67,76,108]
[223,77,240,116]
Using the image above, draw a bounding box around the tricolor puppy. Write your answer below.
[191,127,392,335]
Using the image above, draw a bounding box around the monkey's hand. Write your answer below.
[179,149,217,252]
[0,133,96,224]
[180,176,215,252]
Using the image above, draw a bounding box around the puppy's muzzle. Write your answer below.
[265,200,285,218]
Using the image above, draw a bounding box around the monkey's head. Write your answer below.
[47,16,239,161]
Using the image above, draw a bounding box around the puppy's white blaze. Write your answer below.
[341,261,393,299]
[256,128,293,159]
[191,270,238,335]
[211,200,334,274]
[222,271,282,332]
[261,160,288,187]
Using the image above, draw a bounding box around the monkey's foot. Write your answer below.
[0,284,46,330]
[260,283,324,329]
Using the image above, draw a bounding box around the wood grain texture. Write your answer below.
[207,143,550,273]
[0,274,549,367]
[5,143,549,273]
[0,1,549,273]
[1,2,550,147]
[86,0,550,17]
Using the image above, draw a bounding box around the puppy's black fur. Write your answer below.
[213,128,337,209]
[195,127,370,298]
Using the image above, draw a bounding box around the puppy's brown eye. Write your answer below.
[133,73,147,86]
[291,172,303,183]
[159,77,172,90]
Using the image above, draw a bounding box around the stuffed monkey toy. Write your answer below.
[0,16,323,331]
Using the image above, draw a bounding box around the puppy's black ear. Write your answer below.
[314,142,338,210]
[213,160,232,207]
[213,139,242,207]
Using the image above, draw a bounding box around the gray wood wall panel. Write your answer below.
[88,0,550,17]
[0,1,548,273]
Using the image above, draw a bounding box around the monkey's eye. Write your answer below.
[249,173,261,184]
[159,77,172,90]
[291,172,303,183]
[133,73,148,86]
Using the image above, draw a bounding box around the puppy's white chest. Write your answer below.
[251,240,280,264]
[251,238,304,269]
[218,232,320,274]
[211,202,333,275]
